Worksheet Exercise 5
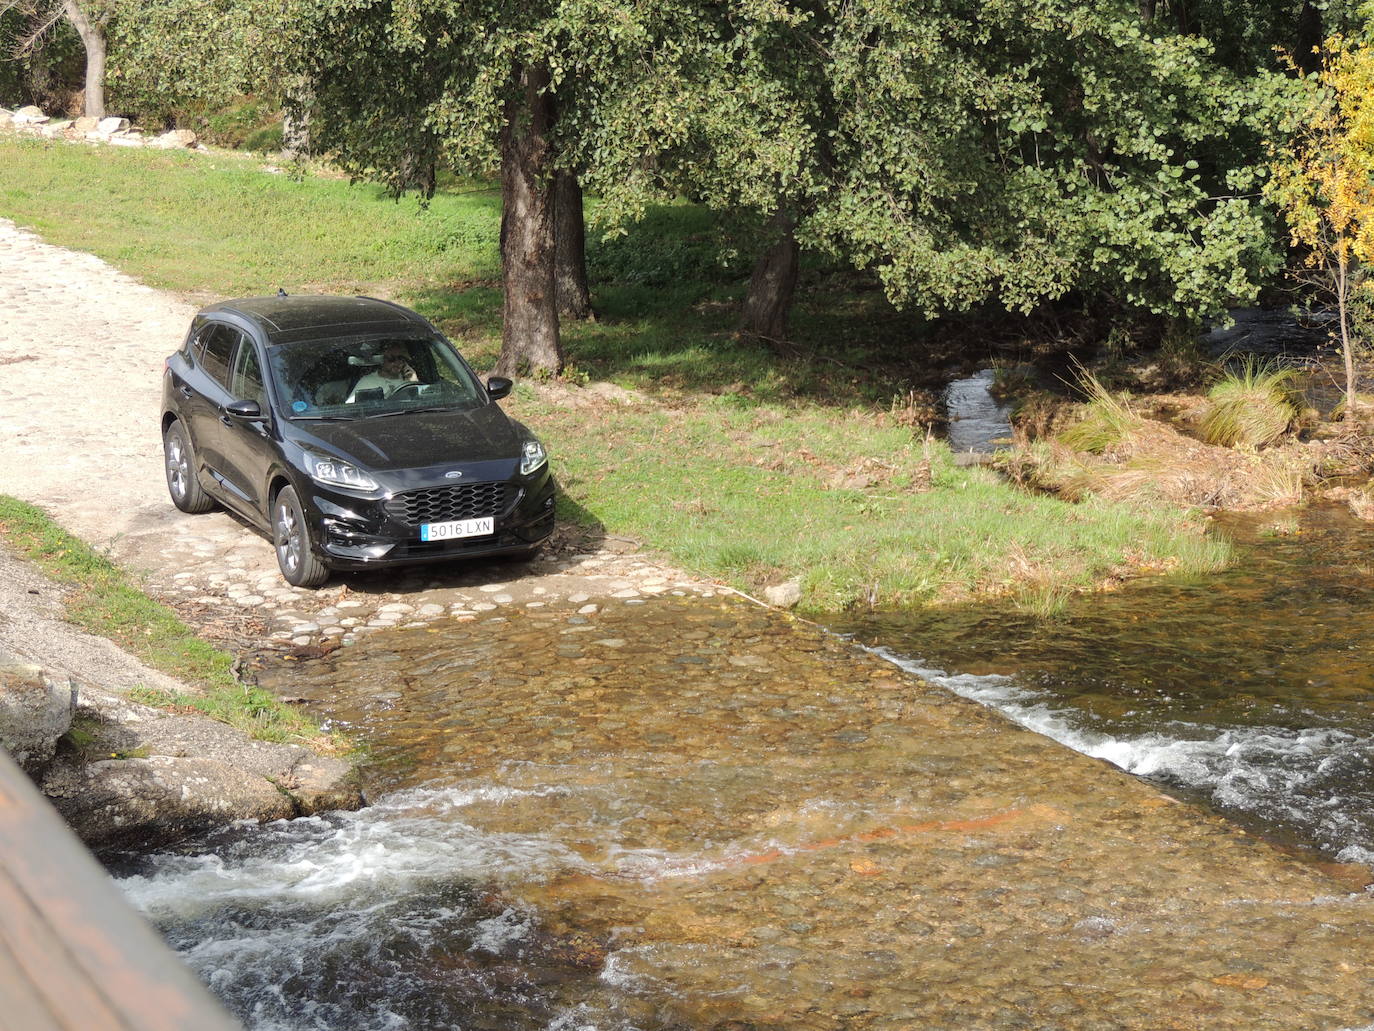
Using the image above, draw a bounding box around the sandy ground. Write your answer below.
[0,217,714,650]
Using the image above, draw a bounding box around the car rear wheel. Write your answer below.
[163,421,215,514]
[273,485,329,588]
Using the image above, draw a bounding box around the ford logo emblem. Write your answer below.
[444,471,464,479]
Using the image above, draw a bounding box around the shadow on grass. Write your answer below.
[400,191,1009,408]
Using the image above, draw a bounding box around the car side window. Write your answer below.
[228,340,268,408]
[195,324,240,389]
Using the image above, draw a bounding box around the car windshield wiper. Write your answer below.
[362,404,465,418]
[290,413,359,421]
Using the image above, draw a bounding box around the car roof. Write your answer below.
[203,295,430,344]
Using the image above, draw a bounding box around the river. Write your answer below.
[109,508,1374,1030]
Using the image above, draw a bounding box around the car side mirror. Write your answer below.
[226,399,263,420]
[486,376,513,400]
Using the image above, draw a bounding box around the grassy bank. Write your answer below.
[1,135,1232,610]
[0,495,328,743]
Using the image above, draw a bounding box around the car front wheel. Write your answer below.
[273,485,329,588]
[163,421,215,514]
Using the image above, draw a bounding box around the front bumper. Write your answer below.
[303,468,556,571]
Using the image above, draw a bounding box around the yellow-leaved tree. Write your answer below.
[1268,35,1374,419]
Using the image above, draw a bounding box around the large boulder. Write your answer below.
[40,685,362,853]
[0,652,77,774]
[71,116,100,134]
[96,116,131,135]
[43,755,296,853]
[13,105,48,125]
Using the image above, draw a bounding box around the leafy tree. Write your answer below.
[2,0,111,116]
[1268,35,1374,417]
[565,1,1304,347]
[103,0,293,128]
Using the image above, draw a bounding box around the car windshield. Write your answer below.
[267,334,486,419]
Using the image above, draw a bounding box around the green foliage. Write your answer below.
[105,0,293,124]
[586,205,740,286]
[193,96,282,149]
[273,0,1303,323]
[1197,357,1304,448]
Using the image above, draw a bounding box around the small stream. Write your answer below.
[944,368,1012,454]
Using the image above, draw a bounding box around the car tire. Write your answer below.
[163,421,215,514]
[273,485,329,588]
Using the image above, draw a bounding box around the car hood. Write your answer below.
[290,403,523,472]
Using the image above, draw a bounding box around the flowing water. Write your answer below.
[838,503,1374,866]
[111,509,1374,1030]
[943,369,1012,454]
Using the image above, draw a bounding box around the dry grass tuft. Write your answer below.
[1031,402,1316,512]
[1058,368,1147,454]
[1196,357,1304,449]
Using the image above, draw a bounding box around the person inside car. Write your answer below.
[346,343,418,401]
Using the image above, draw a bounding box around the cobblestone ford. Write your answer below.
[3,216,1373,1029]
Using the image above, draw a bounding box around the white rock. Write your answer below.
[97,116,131,134]
[763,580,803,609]
[151,128,198,149]
[13,106,48,125]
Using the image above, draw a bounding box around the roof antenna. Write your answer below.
[277,287,288,297]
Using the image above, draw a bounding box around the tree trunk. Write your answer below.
[1295,1,1322,75]
[554,170,594,320]
[1336,251,1358,420]
[493,62,563,378]
[739,211,799,348]
[282,88,312,159]
[62,0,105,119]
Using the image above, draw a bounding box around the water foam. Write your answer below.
[868,646,1374,863]
[120,784,590,919]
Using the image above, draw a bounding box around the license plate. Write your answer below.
[420,517,494,541]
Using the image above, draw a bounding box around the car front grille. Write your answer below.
[384,482,516,526]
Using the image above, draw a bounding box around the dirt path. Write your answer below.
[0,217,715,649]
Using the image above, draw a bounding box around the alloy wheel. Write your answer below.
[275,499,302,575]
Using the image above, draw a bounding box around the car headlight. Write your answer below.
[520,438,548,476]
[304,452,379,491]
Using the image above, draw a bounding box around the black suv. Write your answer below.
[161,295,555,587]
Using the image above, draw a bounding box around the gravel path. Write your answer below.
[0,217,714,649]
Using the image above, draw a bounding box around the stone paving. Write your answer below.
[0,216,720,651]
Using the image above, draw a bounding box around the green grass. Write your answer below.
[517,389,1231,608]
[2,136,1232,612]
[0,495,330,743]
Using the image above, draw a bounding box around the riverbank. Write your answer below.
[0,135,1229,612]
[0,542,361,852]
